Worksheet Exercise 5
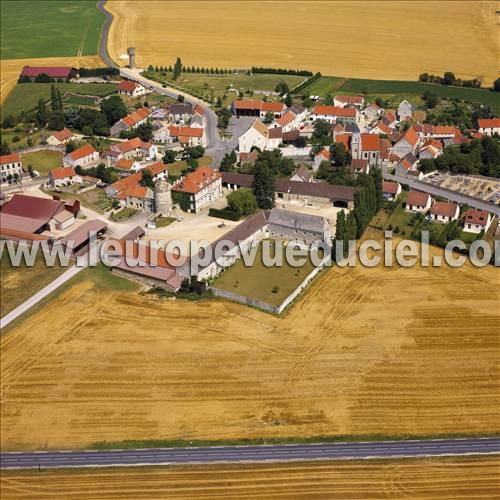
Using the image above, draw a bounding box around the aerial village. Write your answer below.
[0,59,498,313]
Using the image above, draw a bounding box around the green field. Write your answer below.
[64,94,98,106]
[1,83,117,117]
[21,150,63,175]
[168,156,213,178]
[143,70,305,105]
[1,1,105,59]
[212,240,316,306]
[299,76,499,110]
[0,251,68,317]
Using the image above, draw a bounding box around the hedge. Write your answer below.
[79,67,120,77]
[208,208,239,221]
[251,67,313,77]
[291,72,322,94]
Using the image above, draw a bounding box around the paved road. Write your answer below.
[384,172,500,217]
[1,438,498,469]
[0,264,84,330]
[96,0,115,67]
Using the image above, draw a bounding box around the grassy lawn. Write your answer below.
[154,216,176,228]
[0,251,68,317]
[297,76,498,110]
[21,150,63,175]
[143,70,304,106]
[212,240,316,306]
[64,94,98,106]
[296,76,344,96]
[111,207,138,221]
[42,187,111,214]
[1,1,105,59]
[1,83,117,116]
[168,156,213,178]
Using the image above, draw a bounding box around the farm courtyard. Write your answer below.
[1,232,498,451]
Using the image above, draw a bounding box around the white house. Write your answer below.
[168,126,207,148]
[364,102,382,122]
[0,153,23,182]
[478,118,500,136]
[274,111,298,133]
[110,107,151,137]
[397,99,413,121]
[351,133,381,166]
[172,166,222,213]
[104,137,158,164]
[406,191,432,213]
[430,201,460,224]
[47,128,74,146]
[334,95,364,108]
[311,105,358,124]
[63,144,99,168]
[463,208,492,234]
[48,166,82,187]
[118,80,146,97]
[392,127,420,159]
[382,181,401,201]
[239,119,270,153]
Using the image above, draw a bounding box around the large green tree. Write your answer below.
[227,188,258,218]
[252,164,275,209]
[173,57,183,80]
[101,95,127,126]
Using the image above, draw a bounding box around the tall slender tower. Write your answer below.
[127,47,136,69]
[154,179,172,217]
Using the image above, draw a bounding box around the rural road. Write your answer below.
[383,172,500,217]
[1,438,499,469]
[96,1,236,167]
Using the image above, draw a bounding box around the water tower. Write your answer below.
[127,47,136,69]
[154,179,172,217]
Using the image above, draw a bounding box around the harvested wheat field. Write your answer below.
[106,1,498,85]
[0,56,104,103]
[2,456,499,499]
[1,232,499,450]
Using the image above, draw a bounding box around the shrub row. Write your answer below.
[251,67,313,77]
[79,67,120,77]
[291,72,322,94]
[208,208,239,221]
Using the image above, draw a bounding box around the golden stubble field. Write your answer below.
[0,56,104,103]
[106,0,499,85]
[1,232,499,450]
[2,456,499,499]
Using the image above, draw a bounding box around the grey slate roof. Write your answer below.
[269,208,325,235]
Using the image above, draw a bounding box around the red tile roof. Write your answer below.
[173,166,221,194]
[335,95,363,104]
[407,191,431,207]
[146,161,168,176]
[382,181,399,194]
[116,137,151,153]
[0,153,21,165]
[115,158,135,170]
[478,118,500,129]
[169,126,204,138]
[313,105,356,118]
[401,127,419,147]
[21,66,74,78]
[1,194,65,221]
[232,99,263,110]
[464,208,490,226]
[68,144,97,161]
[361,133,380,151]
[50,166,76,180]
[261,101,285,113]
[276,111,296,127]
[334,133,351,148]
[316,148,331,160]
[51,128,73,142]
[118,80,138,93]
[121,107,151,127]
[430,201,458,218]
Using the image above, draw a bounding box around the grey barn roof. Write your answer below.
[121,226,146,241]
[269,208,326,235]
[221,173,359,202]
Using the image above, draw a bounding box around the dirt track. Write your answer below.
[1,232,498,450]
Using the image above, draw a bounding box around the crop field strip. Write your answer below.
[1,456,499,499]
[1,232,498,451]
[107,1,498,85]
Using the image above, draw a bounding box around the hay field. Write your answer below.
[106,1,498,85]
[2,457,499,499]
[1,232,498,450]
[0,56,104,104]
